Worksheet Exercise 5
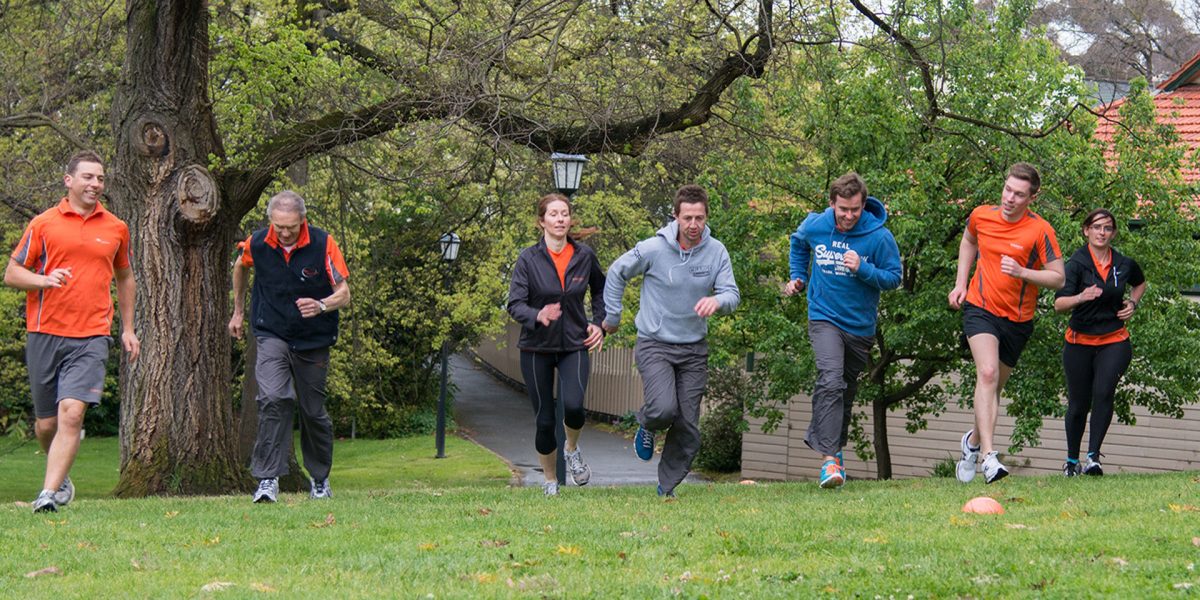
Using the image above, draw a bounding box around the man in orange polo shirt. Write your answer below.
[229,191,350,503]
[4,150,140,513]
[947,163,1064,484]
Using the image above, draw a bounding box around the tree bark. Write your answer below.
[872,399,892,480]
[109,0,246,496]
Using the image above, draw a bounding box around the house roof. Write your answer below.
[1093,85,1200,183]
[1160,52,1200,92]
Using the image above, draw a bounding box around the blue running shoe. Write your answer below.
[819,459,845,489]
[834,451,844,469]
[657,484,675,498]
[634,426,655,461]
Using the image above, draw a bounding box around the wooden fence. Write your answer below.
[742,384,1200,482]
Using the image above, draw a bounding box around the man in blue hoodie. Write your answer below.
[785,172,902,488]
[603,184,740,498]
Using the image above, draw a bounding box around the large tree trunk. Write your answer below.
[109,0,246,496]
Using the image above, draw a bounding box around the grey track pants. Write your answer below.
[634,337,708,494]
[805,320,874,457]
[250,336,334,481]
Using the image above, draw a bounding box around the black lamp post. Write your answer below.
[548,153,588,483]
[435,232,461,459]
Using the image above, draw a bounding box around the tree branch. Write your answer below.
[0,113,92,150]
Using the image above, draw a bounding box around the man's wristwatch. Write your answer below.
[318,300,328,313]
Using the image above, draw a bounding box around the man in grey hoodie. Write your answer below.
[602,184,740,497]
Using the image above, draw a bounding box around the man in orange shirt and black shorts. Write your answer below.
[5,150,140,512]
[947,163,1064,484]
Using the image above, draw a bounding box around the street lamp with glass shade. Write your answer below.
[435,231,460,459]
[550,153,588,198]
[439,232,461,261]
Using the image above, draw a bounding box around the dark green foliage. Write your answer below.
[695,366,755,473]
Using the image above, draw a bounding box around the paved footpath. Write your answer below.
[450,354,701,489]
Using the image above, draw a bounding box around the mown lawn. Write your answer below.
[1,433,1198,598]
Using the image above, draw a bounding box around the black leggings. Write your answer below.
[520,350,590,455]
[1062,339,1132,460]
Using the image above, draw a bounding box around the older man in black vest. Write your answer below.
[229,191,351,503]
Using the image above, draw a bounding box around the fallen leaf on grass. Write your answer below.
[24,566,62,578]
[164,511,179,519]
[1005,523,1030,530]
[203,536,221,546]
[1169,504,1200,513]
[200,581,235,592]
[1111,558,1129,567]
[249,583,277,592]
[618,552,627,561]
[862,536,888,544]
[467,573,496,584]
[678,571,693,582]
[309,513,336,529]
[418,543,438,551]
[479,539,509,548]
[1194,537,1200,548]
[1174,583,1193,590]
[77,541,97,551]
[556,545,582,556]
[478,507,493,516]
[131,558,142,571]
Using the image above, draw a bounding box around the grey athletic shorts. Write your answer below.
[27,333,111,418]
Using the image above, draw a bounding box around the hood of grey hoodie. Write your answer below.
[633,219,737,343]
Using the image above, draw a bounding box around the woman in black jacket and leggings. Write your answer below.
[507,193,606,496]
[1054,208,1147,477]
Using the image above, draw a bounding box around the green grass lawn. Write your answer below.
[2,433,1199,597]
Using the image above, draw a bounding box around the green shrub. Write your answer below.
[694,366,753,473]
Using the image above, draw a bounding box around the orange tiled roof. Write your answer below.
[1094,85,1200,183]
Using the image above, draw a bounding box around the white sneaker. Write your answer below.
[543,480,559,497]
[565,448,591,486]
[1082,455,1104,476]
[53,476,75,506]
[253,478,279,503]
[32,489,57,513]
[982,451,1009,484]
[309,478,332,499]
[956,429,980,483]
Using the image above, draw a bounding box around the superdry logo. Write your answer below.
[570,275,585,284]
[1009,243,1024,250]
[690,266,711,277]
[302,267,320,278]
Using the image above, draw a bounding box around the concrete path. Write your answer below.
[450,353,700,489]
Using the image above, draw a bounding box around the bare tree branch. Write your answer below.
[0,113,92,149]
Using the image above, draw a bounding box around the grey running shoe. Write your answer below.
[253,478,279,503]
[310,478,332,499]
[1063,461,1080,477]
[565,448,591,486]
[982,451,1009,484]
[1083,455,1104,476]
[956,429,980,483]
[543,480,559,497]
[53,476,75,506]
[32,490,57,513]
